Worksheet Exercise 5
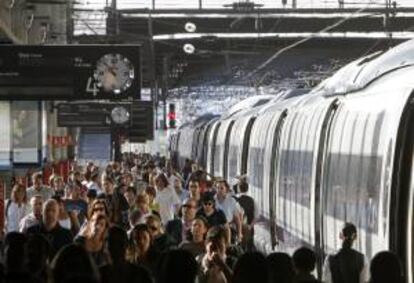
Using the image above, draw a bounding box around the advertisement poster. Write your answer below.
[12,101,40,163]
[0,102,11,167]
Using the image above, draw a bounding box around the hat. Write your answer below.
[201,192,215,204]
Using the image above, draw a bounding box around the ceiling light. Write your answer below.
[185,22,197,33]
[183,43,195,54]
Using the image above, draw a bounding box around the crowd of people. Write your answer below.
[0,153,405,283]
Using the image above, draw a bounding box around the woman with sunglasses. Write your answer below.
[75,213,111,267]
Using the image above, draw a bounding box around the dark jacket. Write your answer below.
[329,248,364,283]
[196,208,227,227]
[26,223,73,259]
[166,219,192,245]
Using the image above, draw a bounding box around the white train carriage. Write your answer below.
[172,39,414,282]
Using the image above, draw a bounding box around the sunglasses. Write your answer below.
[183,204,195,209]
[94,207,105,212]
[203,202,213,206]
[148,225,158,231]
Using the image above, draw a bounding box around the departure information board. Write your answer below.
[0,45,141,100]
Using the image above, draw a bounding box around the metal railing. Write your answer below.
[75,0,414,10]
[72,0,414,36]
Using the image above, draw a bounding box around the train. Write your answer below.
[170,39,414,281]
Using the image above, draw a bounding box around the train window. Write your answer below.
[324,111,384,233]
[228,144,238,180]
[279,151,313,209]
[249,147,265,190]
[279,113,314,208]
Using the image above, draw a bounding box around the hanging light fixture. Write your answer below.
[184,22,196,33]
[183,43,195,54]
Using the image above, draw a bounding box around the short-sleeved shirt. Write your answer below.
[196,208,227,227]
[155,187,181,225]
[26,223,73,259]
[5,201,30,233]
[215,194,243,223]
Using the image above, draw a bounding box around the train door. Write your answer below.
[407,147,414,283]
[269,111,287,249]
[223,121,235,179]
[394,101,414,283]
[314,100,339,276]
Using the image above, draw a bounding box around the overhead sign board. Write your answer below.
[130,101,154,142]
[57,102,130,127]
[57,100,153,142]
[0,44,141,100]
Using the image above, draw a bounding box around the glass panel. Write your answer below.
[228,145,238,179]
[249,147,264,190]
[0,102,11,167]
[279,150,313,208]
[12,101,40,164]
[324,112,384,234]
[214,144,222,176]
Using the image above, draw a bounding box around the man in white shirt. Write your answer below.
[86,172,102,194]
[19,195,43,233]
[215,180,243,242]
[27,172,53,202]
[171,175,189,204]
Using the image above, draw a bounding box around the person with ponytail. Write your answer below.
[322,222,369,283]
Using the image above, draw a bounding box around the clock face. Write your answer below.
[111,106,130,124]
[94,54,135,94]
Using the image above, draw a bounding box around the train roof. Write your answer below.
[215,89,311,121]
[221,94,276,119]
[258,89,311,114]
[313,38,414,96]
[192,113,220,127]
